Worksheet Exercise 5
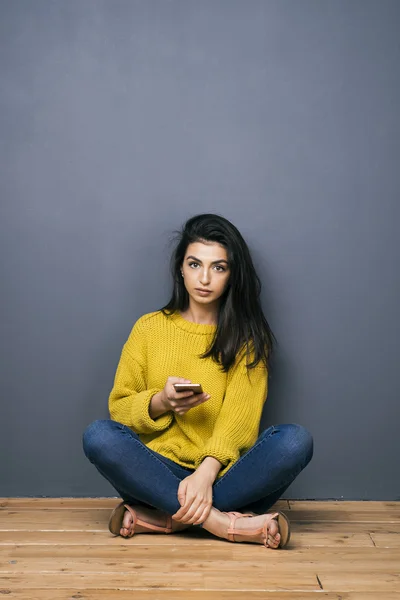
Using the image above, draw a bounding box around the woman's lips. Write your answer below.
[195,289,212,295]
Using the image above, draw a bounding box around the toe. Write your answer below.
[268,517,279,537]
[267,534,280,548]
[120,509,133,537]
[266,517,281,548]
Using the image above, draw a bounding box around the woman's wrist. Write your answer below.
[149,390,168,419]
[196,456,222,483]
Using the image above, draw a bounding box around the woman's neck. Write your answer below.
[180,303,218,326]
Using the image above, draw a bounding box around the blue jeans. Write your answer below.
[83,420,313,515]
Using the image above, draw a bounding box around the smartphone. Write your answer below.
[173,383,203,394]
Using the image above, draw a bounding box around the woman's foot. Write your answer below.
[202,508,284,548]
[119,505,190,537]
[226,512,281,548]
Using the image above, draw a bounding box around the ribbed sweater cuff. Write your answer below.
[196,436,239,468]
[130,389,173,434]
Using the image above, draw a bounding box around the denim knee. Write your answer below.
[282,423,314,467]
[82,419,123,462]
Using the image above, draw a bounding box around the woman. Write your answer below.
[83,213,313,549]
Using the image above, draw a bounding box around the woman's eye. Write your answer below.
[188,262,226,271]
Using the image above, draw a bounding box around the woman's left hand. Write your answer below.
[172,471,214,525]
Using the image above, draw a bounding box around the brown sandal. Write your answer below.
[108,502,173,538]
[224,510,291,548]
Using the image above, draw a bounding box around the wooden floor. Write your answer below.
[0,498,399,599]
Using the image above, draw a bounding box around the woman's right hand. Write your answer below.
[161,377,210,416]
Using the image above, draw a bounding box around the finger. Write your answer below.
[185,392,208,403]
[173,391,194,399]
[185,503,209,525]
[174,404,195,415]
[177,492,186,508]
[173,507,188,521]
[174,489,193,517]
[175,492,199,518]
[179,499,204,524]
[175,405,198,416]
[193,504,212,526]
[190,394,210,405]
[172,498,193,520]
[178,394,211,410]
[176,397,210,415]
[171,394,194,410]
[177,481,187,507]
[192,391,208,399]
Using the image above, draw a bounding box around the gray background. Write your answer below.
[1,0,399,499]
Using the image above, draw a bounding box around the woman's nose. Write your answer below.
[200,270,210,284]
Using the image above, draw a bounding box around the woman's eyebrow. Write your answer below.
[186,255,229,265]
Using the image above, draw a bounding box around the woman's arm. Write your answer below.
[194,352,268,474]
[108,343,173,434]
[173,352,268,528]
[110,317,210,430]
[108,317,174,434]
[172,455,222,525]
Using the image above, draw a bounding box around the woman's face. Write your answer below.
[181,241,230,307]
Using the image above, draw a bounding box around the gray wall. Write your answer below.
[1,0,399,499]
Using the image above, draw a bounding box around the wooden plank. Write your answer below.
[0,570,319,590]
[288,500,400,522]
[0,529,219,545]
[204,570,400,592]
[1,498,396,521]
[0,592,294,600]
[0,558,327,574]
[371,533,400,547]
[288,500,400,512]
[203,567,399,592]
[1,544,398,568]
[1,551,400,575]
[0,498,121,510]
[0,498,290,511]
[0,509,110,529]
[1,510,398,534]
[0,544,396,560]
[286,521,400,533]
[1,591,382,600]
[0,529,374,547]
[1,545,237,560]
[317,571,400,592]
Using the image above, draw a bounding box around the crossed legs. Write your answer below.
[83,420,313,547]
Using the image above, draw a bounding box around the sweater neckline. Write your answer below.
[168,311,217,335]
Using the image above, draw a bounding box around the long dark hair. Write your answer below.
[160,213,277,372]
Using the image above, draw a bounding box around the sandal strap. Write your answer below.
[223,511,258,542]
[124,505,173,535]
[136,515,173,533]
[226,513,239,542]
[228,526,265,536]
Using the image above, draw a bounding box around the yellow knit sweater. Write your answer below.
[108,310,268,478]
